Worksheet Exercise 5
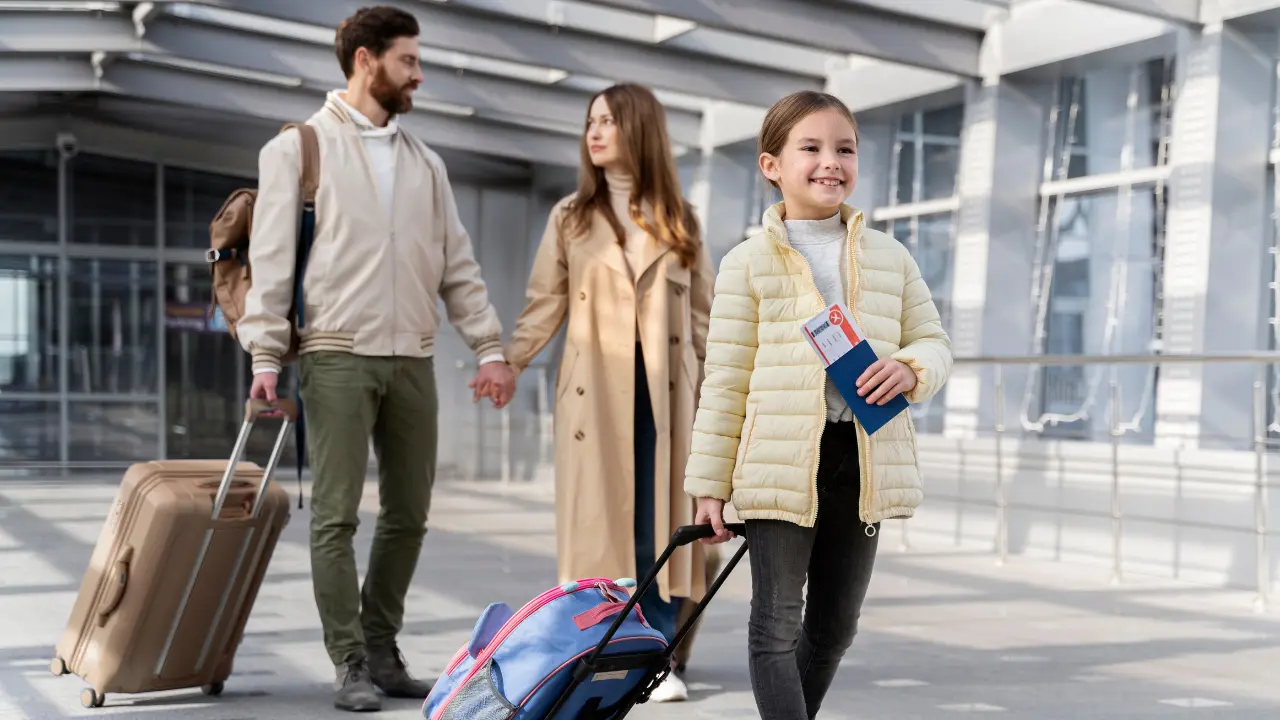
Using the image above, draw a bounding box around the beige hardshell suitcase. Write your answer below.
[50,399,297,709]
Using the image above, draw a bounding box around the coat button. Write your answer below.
[575,430,585,440]
[669,335,679,345]
[669,381,676,390]
[576,387,584,395]
[579,291,587,300]
[674,286,684,296]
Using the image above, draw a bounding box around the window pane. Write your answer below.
[69,153,157,247]
[0,400,59,462]
[68,401,159,462]
[0,150,58,243]
[165,167,253,249]
[1052,59,1173,177]
[68,259,159,394]
[915,215,954,328]
[164,263,250,460]
[922,104,964,137]
[922,143,959,200]
[0,254,60,392]
[895,142,915,204]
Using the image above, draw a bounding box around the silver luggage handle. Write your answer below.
[211,399,300,521]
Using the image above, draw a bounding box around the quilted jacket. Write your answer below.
[684,202,952,527]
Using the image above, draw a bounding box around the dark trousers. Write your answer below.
[633,342,680,643]
[746,421,880,720]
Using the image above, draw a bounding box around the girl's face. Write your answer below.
[759,108,858,220]
[585,95,622,170]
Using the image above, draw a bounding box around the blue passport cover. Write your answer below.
[826,340,910,436]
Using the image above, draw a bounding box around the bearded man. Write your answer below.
[237,6,515,712]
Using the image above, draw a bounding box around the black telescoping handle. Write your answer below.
[580,523,748,674]
[670,522,746,548]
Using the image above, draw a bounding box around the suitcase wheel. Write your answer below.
[80,688,104,709]
[48,656,67,676]
[202,682,225,697]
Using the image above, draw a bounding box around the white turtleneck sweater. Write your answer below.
[785,211,853,422]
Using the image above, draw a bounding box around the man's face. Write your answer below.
[368,35,422,115]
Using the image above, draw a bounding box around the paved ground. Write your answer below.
[1,473,1279,719]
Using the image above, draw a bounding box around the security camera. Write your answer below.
[56,132,79,159]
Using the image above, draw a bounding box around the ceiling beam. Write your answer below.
[581,0,983,77]
[1071,0,1201,25]
[205,0,820,107]
[0,9,702,146]
[0,54,581,166]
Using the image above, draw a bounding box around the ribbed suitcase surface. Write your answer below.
[50,400,297,709]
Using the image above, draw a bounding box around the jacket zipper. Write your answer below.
[844,214,876,530]
[432,577,618,718]
[768,227,827,529]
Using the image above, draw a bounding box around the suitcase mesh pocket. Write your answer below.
[440,659,517,720]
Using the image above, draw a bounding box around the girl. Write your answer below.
[499,83,717,702]
[685,91,953,719]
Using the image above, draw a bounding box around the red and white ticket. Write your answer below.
[801,302,864,368]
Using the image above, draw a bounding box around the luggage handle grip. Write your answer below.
[211,400,296,521]
[96,546,133,627]
[670,522,746,548]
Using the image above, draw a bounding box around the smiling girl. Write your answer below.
[684,91,953,719]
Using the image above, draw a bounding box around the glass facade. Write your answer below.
[0,149,296,467]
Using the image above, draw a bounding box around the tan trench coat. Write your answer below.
[505,196,715,603]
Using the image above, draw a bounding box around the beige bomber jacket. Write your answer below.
[238,94,504,372]
[684,203,953,527]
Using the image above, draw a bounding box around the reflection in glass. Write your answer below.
[922,144,959,201]
[165,167,253,249]
[0,401,59,462]
[0,254,59,392]
[68,402,159,462]
[0,150,59,243]
[68,259,159,395]
[69,153,157,247]
[888,214,955,433]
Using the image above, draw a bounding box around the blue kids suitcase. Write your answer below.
[422,523,748,719]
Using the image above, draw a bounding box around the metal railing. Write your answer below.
[954,351,1278,613]
[458,351,1279,612]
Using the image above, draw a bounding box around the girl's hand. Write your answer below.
[694,497,734,544]
[856,358,917,405]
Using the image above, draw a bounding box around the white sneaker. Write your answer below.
[649,670,688,703]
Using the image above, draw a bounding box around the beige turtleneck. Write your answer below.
[603,167,651,281]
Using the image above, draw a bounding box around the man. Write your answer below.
[238,6,515,712]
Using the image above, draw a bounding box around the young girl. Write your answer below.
[685,91,952,719]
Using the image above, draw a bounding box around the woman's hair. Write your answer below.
[561,83,701,268]
[758,91,859,189]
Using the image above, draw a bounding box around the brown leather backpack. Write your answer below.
[206,122,320,366]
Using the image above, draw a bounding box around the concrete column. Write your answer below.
[1154,24,1273,449]
[944,77,1051,438]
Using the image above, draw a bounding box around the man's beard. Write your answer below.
[370,64,415,116]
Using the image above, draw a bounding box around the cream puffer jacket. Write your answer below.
[684,202,952,528]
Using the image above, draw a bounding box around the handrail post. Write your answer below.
[994,364,1007,566]
[1110,380,1122,585]
[1254,377,1270,613]
[500,406,511,485]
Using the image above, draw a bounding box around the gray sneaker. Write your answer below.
[367,644,434,698]
[334,657,381,712]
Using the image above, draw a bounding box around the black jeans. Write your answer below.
[746,421,880,720]
[634,342,679,642]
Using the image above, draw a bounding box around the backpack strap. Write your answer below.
[278,121,320,510]
[281,122,320,204]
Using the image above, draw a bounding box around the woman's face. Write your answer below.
[585,95,622,170]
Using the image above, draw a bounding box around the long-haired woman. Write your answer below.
[499,83,715,701]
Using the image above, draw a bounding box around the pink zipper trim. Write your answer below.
[431,577,615,719]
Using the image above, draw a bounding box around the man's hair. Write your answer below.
[334,6,420,78]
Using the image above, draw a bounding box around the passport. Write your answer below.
[801,303,910,436]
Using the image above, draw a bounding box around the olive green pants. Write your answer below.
[300,352,438,666]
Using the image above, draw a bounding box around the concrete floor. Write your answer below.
[1,474,1278,719]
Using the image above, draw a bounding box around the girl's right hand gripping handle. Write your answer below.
[671,523,747,548]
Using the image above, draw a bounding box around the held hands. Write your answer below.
[855,358,917,406]
[469,361,517,409]
[694,497,735,545]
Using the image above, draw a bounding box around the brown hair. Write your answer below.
[334,6,420,79]
[561,83,701,269]
[758,91,859,188]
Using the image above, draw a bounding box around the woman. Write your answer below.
[500,83,715,702]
